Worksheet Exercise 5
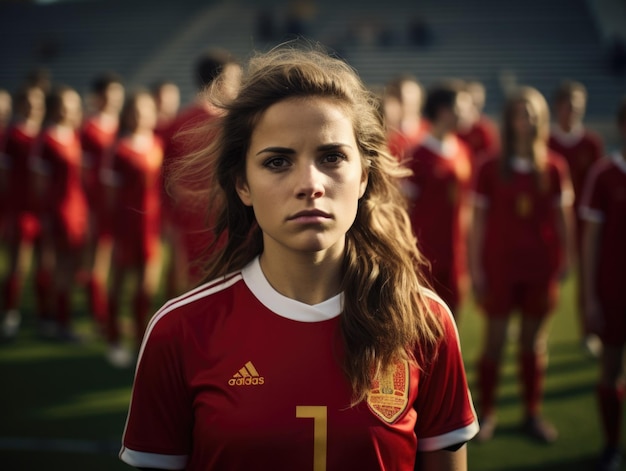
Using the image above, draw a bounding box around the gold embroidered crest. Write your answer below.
[516,193,532,218]
[367,360,410,423]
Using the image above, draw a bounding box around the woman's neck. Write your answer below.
[259,249,343,305]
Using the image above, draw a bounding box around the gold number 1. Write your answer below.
[296,405,327,471]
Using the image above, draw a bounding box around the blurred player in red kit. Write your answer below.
[469,86,575,444]
[160,48,241,296]
[383,74,430,163]
[548,79,604,357]
[102,89,164,367]
[580,97,626,471]
[403,80,473,317]
[0,84,47,338]
[151,79,180,138]
[32,85,87,341]
[456,80,500,168]
[80,71,125,332]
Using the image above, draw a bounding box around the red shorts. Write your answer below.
[482,279,559,318]
[598,300,626,346]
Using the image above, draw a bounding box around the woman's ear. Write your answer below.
[235,176,253,207]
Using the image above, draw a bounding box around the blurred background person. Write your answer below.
[469,86,575,444]
[456,80,500,168]
[383,74,429,162]
[32,84,87,341]
[160,48,241,297]
[0,84,46,339]
[403,80,472,319]
[80,71,125,335]
[580,96,626,471]
[151,79,180,138]
[548,79,604,358]
[0,88,12,141]
[102,89,164,367]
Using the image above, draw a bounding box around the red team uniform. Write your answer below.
[548,126,603,245]
[456,115,500,166]
[120,257,478,470]
[579,153,626,345]
[81,115,119,237]
[405,135,472,312]
[106,134,164,344]
[1,123,42,243]
[472,152,572,316]
[161,104,220,282]
[386,120,430,163]
[1,124,42,311]
[109,135,163,267]
[37,128,88,251]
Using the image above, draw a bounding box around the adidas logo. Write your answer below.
[228,361,265,386]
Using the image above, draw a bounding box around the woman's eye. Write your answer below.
[323,152,347,164]
[264,156,289,169]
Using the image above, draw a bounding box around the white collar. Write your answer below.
[551,124,585,147]
[511,156,534,173]
[422,133,458,159]
[242,256,343,323]
[610,151,626,174]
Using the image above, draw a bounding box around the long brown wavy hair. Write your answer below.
[170,43,444,402]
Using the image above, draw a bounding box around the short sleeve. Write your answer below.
[120,309,192,470]
[413,291,479,451]
[579,159,609,223]
[471,157,494,208]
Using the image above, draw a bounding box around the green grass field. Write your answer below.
[0,265,622,470]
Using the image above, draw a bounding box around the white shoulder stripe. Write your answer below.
[136,273,243,374]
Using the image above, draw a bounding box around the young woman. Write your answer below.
[33,84,88,341]
[469,86,575,443]
[120,45,478,471]
[580,96,626,471]
[103,89,164,367]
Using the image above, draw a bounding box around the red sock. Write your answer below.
[597,384,625,447]
[478,356,499,417]
[3,274,20,310]
[133,291,150,348]
[519,351,545,417]
[35,269,52,320]
[87,275,108,326]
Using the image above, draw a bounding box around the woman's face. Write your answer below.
[60,89,83,129]
[237,96,368,259]
[511,99,537,141]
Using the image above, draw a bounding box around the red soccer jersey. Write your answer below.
[1,123,41,216]
[456,115,500,168]
[386,120,430,163]
[120,257,478,471]
[579,152,626,303]
[108,134,164,264]
[473,152,572,284]
[548,126,603,242]
[36,127,88,247]
[404,135,472,307]
[81,115,118,225]
[162,103,220,276]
